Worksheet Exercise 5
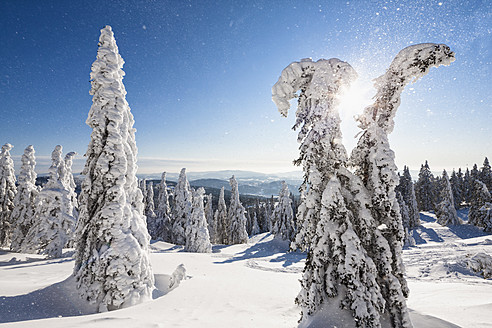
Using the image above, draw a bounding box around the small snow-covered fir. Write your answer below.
[227,176,248,245]
[185,187,212,253]
[22,145,76,258]
[10,145,39,252]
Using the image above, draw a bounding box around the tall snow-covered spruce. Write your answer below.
[227,176,248,244]
[273,58,387,327]
[274,44,454,328]
[0,143,17,247]
[172,168,192,245]
[155,172,171,241]
[214,186,228,244]
[350,43,455,327]
[73,26,154,312]
[10,145,39,252]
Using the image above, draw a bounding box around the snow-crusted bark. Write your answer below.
[0,143,17,247]
[436,170,461,226]
[185,188,212,253]
[154,172,171,242]
[271,181,296,241]
[73,26,154,312]
[350,43,454,328]
[204,193,216,244]
[214,186,228,244]
[227,176,248,244]
[22,145,76,258]
[172,168,192,246]
[10,145,38,252]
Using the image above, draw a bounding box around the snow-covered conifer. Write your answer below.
[450,169,463,209]
[274,57,389,326]
[172,168,192,245]
[463,168,473,204]
[396,166,420,229]
[396,191,415,246]
[469,179,492,229]
[155,172,171,241]
[271,181,296,241]
[415,161,436,211]
[73,26,154,311]
[351,43,454,327]
[227,176,248,244]
[214,186,228,244]
[10,145,38,252]
[145,181,158,239]
[480,157,492,192]
[0,143,17,247]
[23,145,76,258]
[250,212,260,236]
[185,187,212,253]
[435,170,461,226]
[204,193,215,243]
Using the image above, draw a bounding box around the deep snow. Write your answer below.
[1,211,491,327]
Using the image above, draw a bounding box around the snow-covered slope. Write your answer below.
[1,211,491,327]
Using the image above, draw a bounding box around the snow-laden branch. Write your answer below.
[357,43,455,133]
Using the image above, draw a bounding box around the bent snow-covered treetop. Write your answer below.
[357,43,455,133]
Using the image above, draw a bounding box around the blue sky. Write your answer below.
[1,0,491,175]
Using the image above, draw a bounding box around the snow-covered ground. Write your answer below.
[1,211,491,327]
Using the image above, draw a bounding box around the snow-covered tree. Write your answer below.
[139,178,148,209]
[396,166,420,229]
[204,193,216,243]
[273,57,387,326]
[469,179,492,230]
[10,145,39,252]
[172,168,192,246]
[22,145,76,258]
[415,161,436,211]
[185,187,212,253]
[214,186,228,244]
[435,170,461,226]
[396,191,415,246]
[250,212,260,236]
[73,26,154,312]
[0,143,17,247]
[145,181,158,239]
[450,169,463,209]
[351,43,454,327]
[271,181,296,241]
[480,157,492,192]
[463,168,473,204]
[227,176,248,244]
[154,172,171,241]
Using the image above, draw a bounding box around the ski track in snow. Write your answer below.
[0,212,491,327]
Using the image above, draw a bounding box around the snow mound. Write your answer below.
[461,252,492,279]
